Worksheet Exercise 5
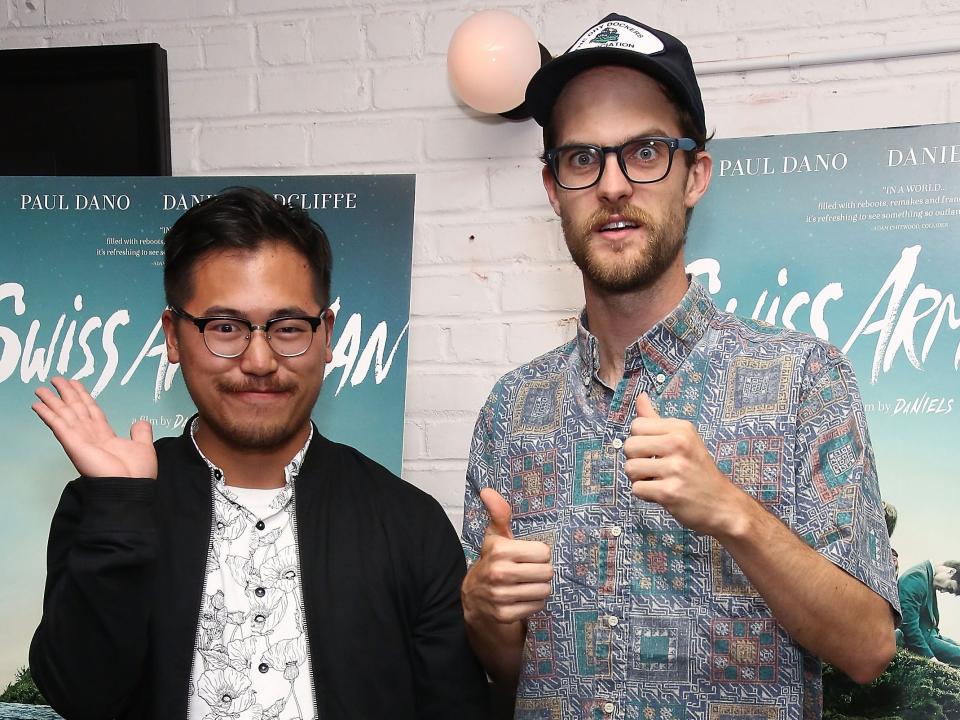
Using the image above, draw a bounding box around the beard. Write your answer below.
[186,374,319,452]
[561,201,688,294]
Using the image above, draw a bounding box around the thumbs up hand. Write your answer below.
[481,487,514,540]
[623,393,750,538]
[461,488,553,625]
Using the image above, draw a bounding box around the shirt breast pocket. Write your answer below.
[555,520,622,597]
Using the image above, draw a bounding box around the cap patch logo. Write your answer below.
[570,20,665,55]
[591,28,620,45]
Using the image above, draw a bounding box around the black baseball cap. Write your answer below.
[525,13,705,139]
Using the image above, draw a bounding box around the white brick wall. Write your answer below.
[4,0,960,527]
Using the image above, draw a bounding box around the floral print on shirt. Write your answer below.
[187,423,316,720]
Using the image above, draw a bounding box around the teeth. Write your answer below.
[601,220,636,231]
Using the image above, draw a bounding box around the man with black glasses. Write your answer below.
[460,14,900,719]
[30,187,488,720]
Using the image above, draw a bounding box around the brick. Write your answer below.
[170,126,196,174]
[687,33,742,64]
[0,32,47,48]
[424,416,478,459]
[925,0,960,11]
[402,419,426,460]
[887,21,960,45]
[238,0,348,13]
[404,371,497,414]
[741,29,884,59]
[257,19,308,66]
[490,163,551,209]
[507,318,577,364]
[259,68,366,114]
[409,272,499,316]
[445,507,464,535]
[403,466,468,509]
[308,14,363,62]
[372,62,455,109]
[708,91,810,138]
[542,2,602,52]
[125,0,229,21]
[100,28,141,44]
[413,170,487,214]
[880,52,960,76]
[142,26,203,71]
[449,322,505,363]
[830,0,925,20]
[947,79,960,123]
[46,0,119,24]
[425,116,542,160]
[424,9,469,56]
[414,218,565,266]
[203,24,254,69]
[365,10,421,59]
[406,322,448,364]
[807,81,947,132]
[500,265,584,313]
[44,29,98,46]
[198,124,305,169]
[169,73,252,119]
[9,0,45,27]
[796,62,887,84]
[310,118,420,167]
[716,0,813,31]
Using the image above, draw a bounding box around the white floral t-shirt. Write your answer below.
[187,423,316,720]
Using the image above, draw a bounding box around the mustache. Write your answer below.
[576,205,656,235]
[218,380,296,394]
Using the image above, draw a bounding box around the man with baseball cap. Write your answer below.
[461,13,900,719]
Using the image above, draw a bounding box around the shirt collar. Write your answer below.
[189,417,314,488]
[575,277,717,389]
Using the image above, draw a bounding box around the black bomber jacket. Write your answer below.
[30,425,489,720]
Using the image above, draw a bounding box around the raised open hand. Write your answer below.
[32,377,158,479]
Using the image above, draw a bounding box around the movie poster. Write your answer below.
[689,122,960,715]
[0,176,414,710]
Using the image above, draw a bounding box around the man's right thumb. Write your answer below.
[480,487,513,539]
[130,419,155,445]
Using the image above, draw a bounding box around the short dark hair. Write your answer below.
[942,561,960,594]
[164,186,333,309]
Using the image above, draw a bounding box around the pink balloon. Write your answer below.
[447,10,541,114]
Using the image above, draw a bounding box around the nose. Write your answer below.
[238,328,279,376]
[596,150,633,205]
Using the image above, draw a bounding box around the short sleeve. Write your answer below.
[792,343,901,622]
[461,386,500,567]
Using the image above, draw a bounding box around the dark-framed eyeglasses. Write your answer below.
[169,306,329,358]
[544,136,698,190]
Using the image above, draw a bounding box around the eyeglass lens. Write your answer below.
[204,318,316,358]
[554,138,674,189]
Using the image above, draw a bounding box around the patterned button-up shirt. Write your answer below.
[187,422,316,720]
[462,279,899,720]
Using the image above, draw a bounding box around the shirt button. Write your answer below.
[610,526,622,537]
[655,373,666,384]
[603,702,615,714]
[610,438,623,449]
[255,520,266,531]
[582,375,591,386]
[255,587,266,597]
[606,615,619,627]
[258,662,269,673]
[213,469,222,480]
